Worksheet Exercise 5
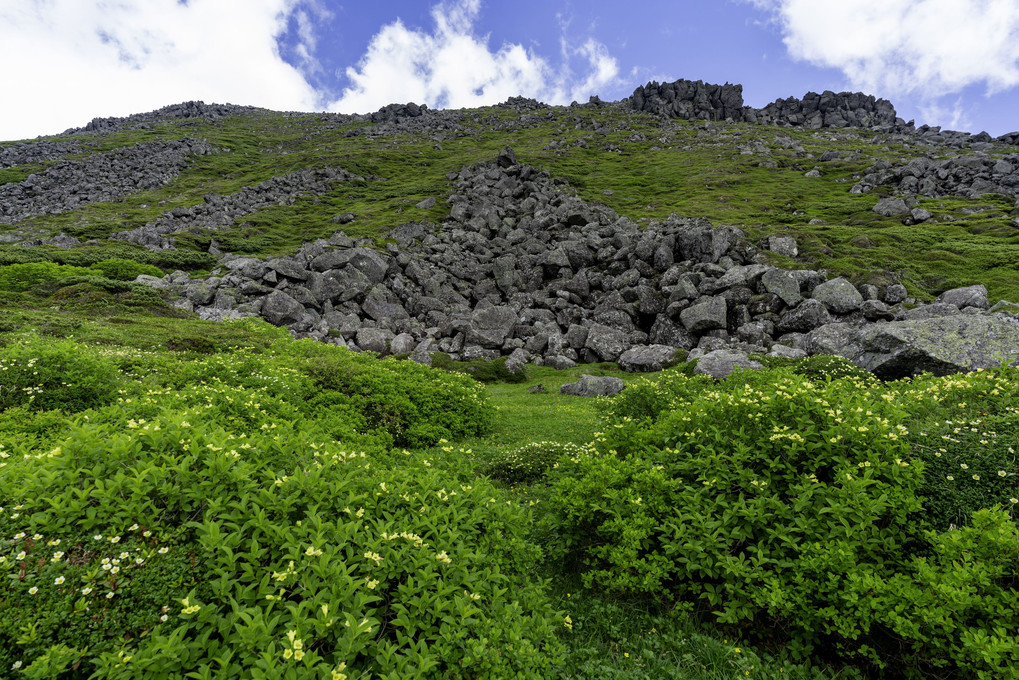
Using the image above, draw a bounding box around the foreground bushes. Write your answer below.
[0,330,561,678]
[544,366,1019,678]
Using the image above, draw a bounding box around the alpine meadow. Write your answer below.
[1,79,1019,679]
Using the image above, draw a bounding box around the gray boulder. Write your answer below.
[584,324,631,362]
[777,299,833,334]
[692,350,764,380]
[884,283,908,304]
[618,345,679,372]
[856,315,1019,378]
[804,323,862,359]
[761,268,802,307]
[355,328,394,355]
[767,235,798,258]
[679,296,728,333]
[261,290,305,326]
[390,333,416,355]
[811,277,863,314]
[560,374,626,397]
[466,306,518,349]
[873,197,910,217]
[936,284,989,310]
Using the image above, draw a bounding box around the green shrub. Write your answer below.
[792,354,878,384]
[88,259,164,281]
[0,262,94,292]
[898,369,1019,531]
[295,343,491,446]
[486,441,588,485]
[601,369,715,423]
[544,368,1019,676]
[0,400,562,678]
[0,337,121,413]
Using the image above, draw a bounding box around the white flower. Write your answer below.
[158,547,169,554]
[28,587,38,595]
[106,591,115,599]
[82,587,93,595]
[54,576,65,585]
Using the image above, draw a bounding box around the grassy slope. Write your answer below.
[2,104,1018,299]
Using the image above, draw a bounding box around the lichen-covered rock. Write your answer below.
[692,350,763,380]
[811,277,863,315]
[937,284,990,310]
[680,296,727,333]
[856,315,1019,378]
[618,345,679,372]
[560,374,626,397]
[261,290,305,326]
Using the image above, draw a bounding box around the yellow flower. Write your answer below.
[294,650,305,661]
[283,649,293,660]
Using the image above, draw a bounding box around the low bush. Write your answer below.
[0,337,121,413]
[544,368,1019,677]
[486,441,588,485]
[0,262,94,292]
[792,354,879,384]
[0,402,562,678]
[88,259,164,281]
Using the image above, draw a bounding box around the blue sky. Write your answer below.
[2,0,1018,140]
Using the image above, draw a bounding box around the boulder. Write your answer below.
[936,284,990,310]
[692,350,763,380]
[776,299,833,334]
[804,323,862,359]
[679,296,728,333]
[466,306,518,349]
[811,277,863,314]
[584,324,631,362]
[618,345,679,372]
[761,268,802,307]
[873,197,910,216]
[856,315,1019,378]
[261,290,305,326]
[560,374,626,397]
[355,328,394,354]
[767,235,798,258]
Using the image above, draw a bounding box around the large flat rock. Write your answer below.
[856,315,1019,378]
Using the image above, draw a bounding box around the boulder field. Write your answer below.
[141,148,1019,380]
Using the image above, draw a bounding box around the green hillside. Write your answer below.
[1,95,1018,679]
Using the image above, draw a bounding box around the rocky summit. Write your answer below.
[3,77,1019,378]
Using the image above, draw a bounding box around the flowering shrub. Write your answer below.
[545,367,1019,677]
[0,337,121,413]
[0,338,558,679]
[486,441,589,485]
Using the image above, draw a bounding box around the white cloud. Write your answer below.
[0,0,323,140]
[328,0,620,114]
[748,0,1019,98]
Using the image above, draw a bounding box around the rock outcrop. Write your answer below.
[629,78,907,131]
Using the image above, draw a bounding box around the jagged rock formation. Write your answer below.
[0,139,213,224]
[629,78,908,131]
[752,90,901,129]
[629,80,747,122]
[113,167,364,249]
[140,148,1019,378]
